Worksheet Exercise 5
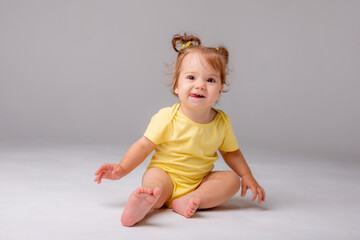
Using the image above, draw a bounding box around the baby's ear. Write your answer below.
[219,84,224,93]
[218,84,224,98]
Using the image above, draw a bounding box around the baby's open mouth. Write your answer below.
[190,93,205,98]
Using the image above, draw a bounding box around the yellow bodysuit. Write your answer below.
[144,104,239,207]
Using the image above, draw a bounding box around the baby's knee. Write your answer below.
[227,171,241,192]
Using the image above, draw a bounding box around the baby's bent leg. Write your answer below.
[172,171,240,217]
[141,167,174,209]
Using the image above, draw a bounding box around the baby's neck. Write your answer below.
[179,105,216,124]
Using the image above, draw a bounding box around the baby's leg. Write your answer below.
[172,171,240,217]
[121,168,173,227]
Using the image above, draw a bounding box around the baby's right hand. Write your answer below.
[94,163,125,184]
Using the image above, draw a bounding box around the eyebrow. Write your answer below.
[208,74,219,78]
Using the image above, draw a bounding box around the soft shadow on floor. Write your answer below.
[199,197,268,213]
[135,208,171,227]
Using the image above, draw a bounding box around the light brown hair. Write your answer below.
[170,33,230,96]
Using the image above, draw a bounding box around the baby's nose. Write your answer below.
[195,80,206,89]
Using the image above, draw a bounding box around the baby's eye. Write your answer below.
[187,76,195,80]
[207,78,215,83]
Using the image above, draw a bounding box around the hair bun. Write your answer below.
[215,46,229,65]
[172,33,201,52]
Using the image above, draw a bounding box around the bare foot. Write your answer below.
[172,196,201,218]
[121,187,161,227]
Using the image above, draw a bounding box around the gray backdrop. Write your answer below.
[1,0,359,160]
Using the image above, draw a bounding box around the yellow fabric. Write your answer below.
[144,104,239,206]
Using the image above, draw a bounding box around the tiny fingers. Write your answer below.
[95,166,104,175]
[93,176,99,183]
[251,186,265,204]
[260,187,265,202]
[94,172,104,184]
[257,187,263,203]
[95,163,111,175]
[250,187,257,201]
[95,165,105,175]
[241,181,265,204]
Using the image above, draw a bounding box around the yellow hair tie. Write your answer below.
[181,41,192,49]
[216,47,219,51]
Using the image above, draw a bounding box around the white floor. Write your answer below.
[0,144,359,240]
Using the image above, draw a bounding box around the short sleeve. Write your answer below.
[218,114,239,152]
[144,108,172,145]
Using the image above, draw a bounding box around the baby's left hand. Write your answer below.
[241,174,265,204]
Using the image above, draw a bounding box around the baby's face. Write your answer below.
[175,52,224,111]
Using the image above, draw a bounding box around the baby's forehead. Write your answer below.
[182,52,204,63]
[181,52,219,74]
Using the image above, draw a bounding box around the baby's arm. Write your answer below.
[220,149,265,204]
[94,136,155,183]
